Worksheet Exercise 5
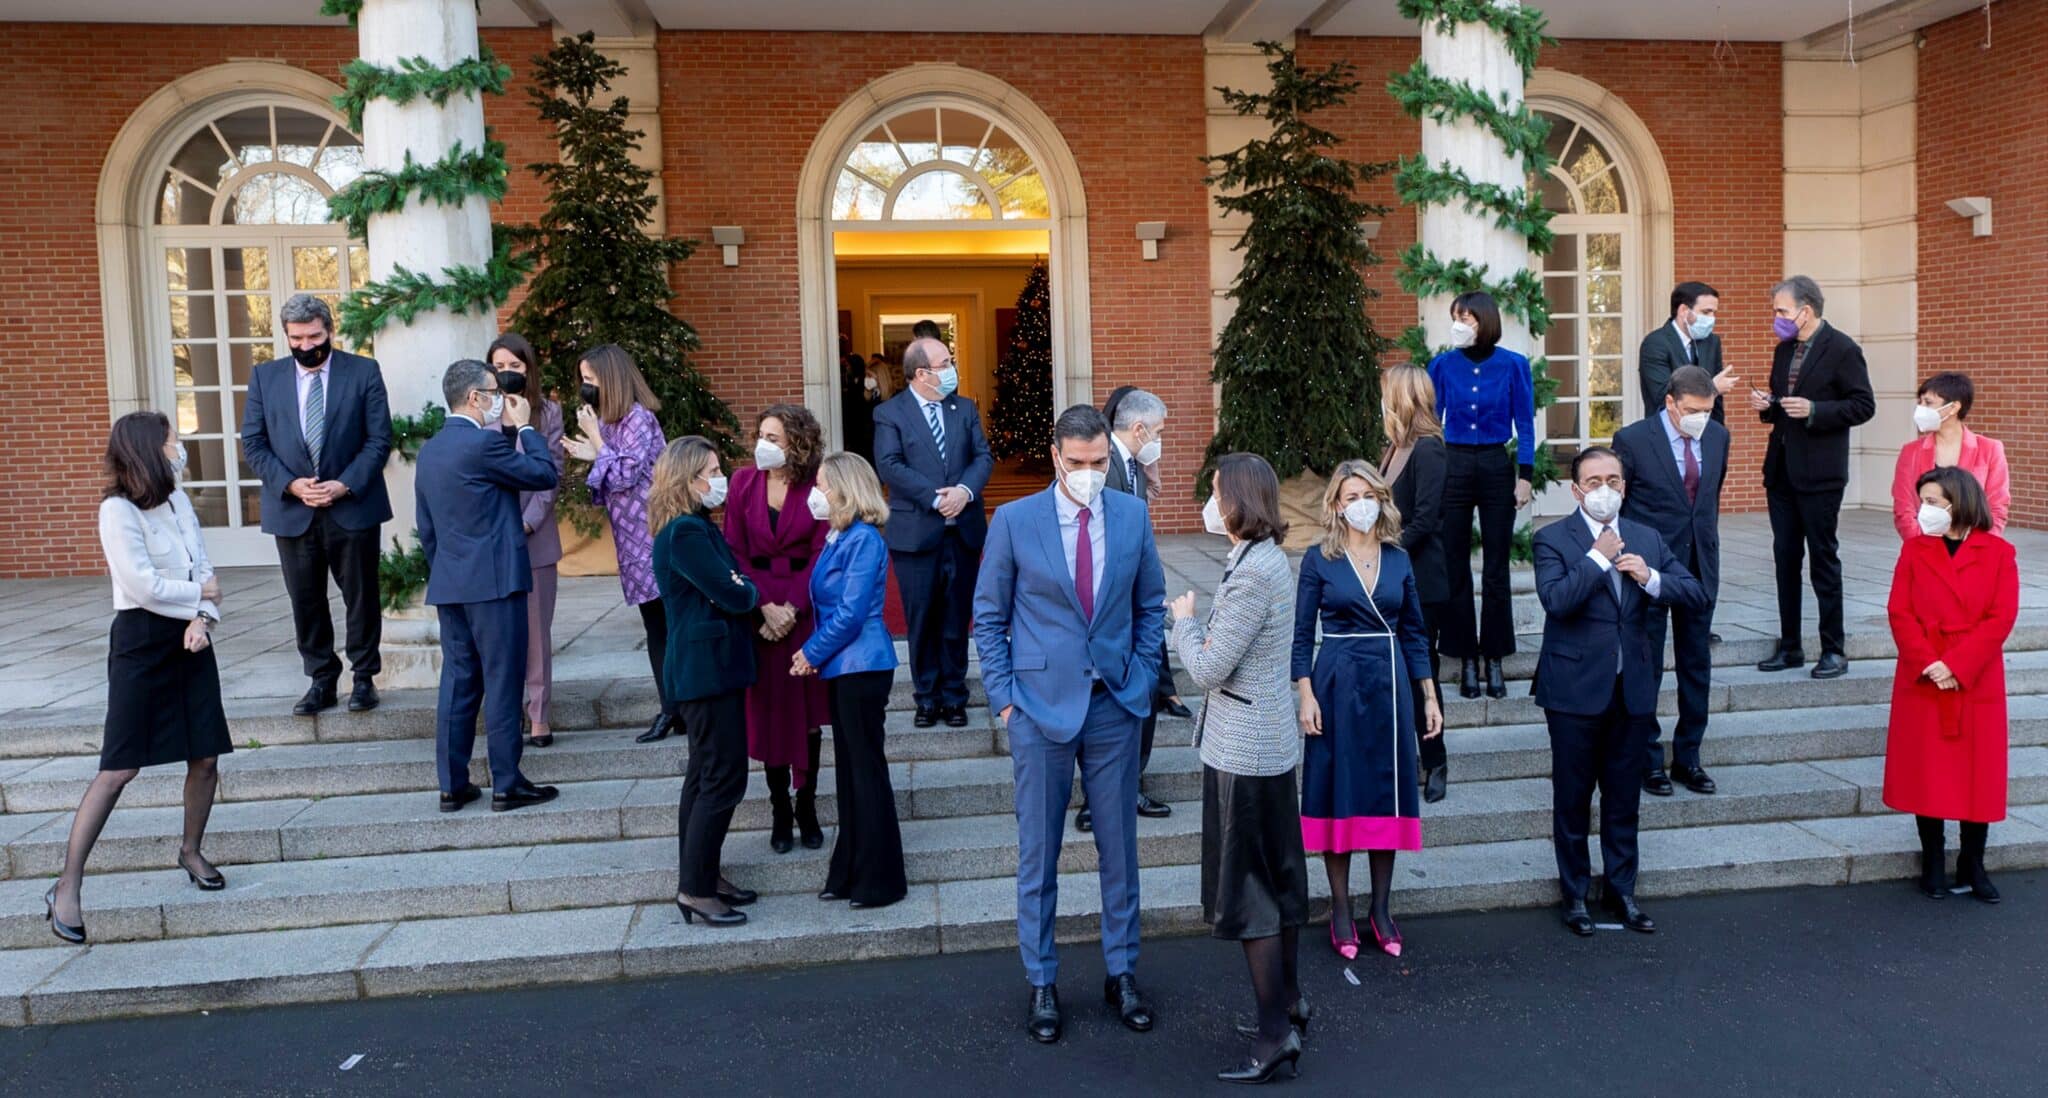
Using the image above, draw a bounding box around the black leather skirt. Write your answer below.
[1201,765,1310,940]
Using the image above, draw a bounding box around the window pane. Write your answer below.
[1587,274,1621,314]
[1588,317,1621,357]
[971,129,1036,190]
[294,246,341,290]
[1587,233,1621,272]
[213,106,275,169]
[168,295,218,340]
[225,247,269,291]
[893,169,993,220]
[228,294,273,339]
[1545,401,1581,439]
[166,123,236,191]
[998,171,1050,219]
[230,342,268,387]
[314,143,365,192]
[228,172,329,226]
[184,438,227,483]
[1543,316,1578,359]
[173,343,221,388]
[1546,234,1578,272]
[166,247,215,292]
[845,128,909,191]
[239,488,264,527]
[1581,170,1624,214]
[833,170,885,220]
[347,246,369,289]
[189,390,227,437]
[1588,357,1623,397]
[1539,170,1573,214]
[1549,358,1580,398]
[1547,441,1580,469]
[1543,275,1576,316]
[158,174,214,226]
[882,109,939,166]
[940,108,990,165]
[185,485,230,527]
[1541,115,1576,164]
[1589,399,1623,441]
[276,108,331,168]
[232,388,253,434]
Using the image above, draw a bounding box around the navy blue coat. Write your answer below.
[800,521,899,679]
[871,389,994,552]
[414,418,559,606]
[1530,514,1709,718]
[1612,413,1728,600]
[654,511,761,703]
[239,349,394,536]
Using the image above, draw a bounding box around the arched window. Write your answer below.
[1535,110,1637,469]
[150,101,365,538]
[831,106,1051,225]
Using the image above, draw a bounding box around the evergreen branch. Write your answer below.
[1393,157,1555,255]
[1397,0,1557,79]
[1387,61,1555,175]
[387,402,447,464]
[328,139,509,238]
[1394,243,1550,335]
[334,45,511,132]
[320,0,363,27]
[337,227,535,344]
[378,534,430,612]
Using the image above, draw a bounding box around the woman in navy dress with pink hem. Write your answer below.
[1293,460,1441,961]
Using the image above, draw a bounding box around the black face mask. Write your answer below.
[291,340,331,368]
[579,383,601,408]
[497,369,528,396]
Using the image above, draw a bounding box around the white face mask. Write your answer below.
[1580,485,1623,524]
[167,441,188,478]
[701,474,729,510]
[754,438,787,471]
[1912,404,1947,434]
[1448,320,1478,349]
[479,391,504,426]
[806,485,832,522]
[1917,501,1953,537]
[1676,410,1710,440]
[864,376,878,392]
[1134,436,1162,467]
[1343,497,1381,533]
[1202,495,1229,537]
[1062,465,1106,507]
[1686,312,1716,341]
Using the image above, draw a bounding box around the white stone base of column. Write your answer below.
[374,602,442,691]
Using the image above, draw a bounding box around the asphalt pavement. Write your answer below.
[3,871,2043,1097]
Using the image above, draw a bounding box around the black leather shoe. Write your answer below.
[1603,892,1656,933]
[635,712,673,744]
[1217,1029,1302,1084]
[347,680,379,712]
[1026,984,1062,1043]
[1709,632,1724,644]
[492,781,560,812]
[1757,646,1805,672]
[1074,807,1093,832]
[1105,973,1154,1032]
[1811,652,1849,679]
[1956,857,2001,904]
[439,785,482,813]
[1162,699,1194,720]
[1459,658,1481,699]
[1563,900,1596,937]
[1672,763,1717,795]
[716,883,759,907]
[1234,995,1312,1040]
[1484,658,1507,699]
[943,705,970,728]
[675,897,747,926]
[293,683,337,716]
[1644,768,1675,797]
[1422,765,1447,804]
[914,705,939,729]
[1136,794,1173,819]
[817,889,847,902]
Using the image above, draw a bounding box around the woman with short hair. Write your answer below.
[1890,371,2010,540]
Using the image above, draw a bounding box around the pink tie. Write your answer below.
[1076,506,1095,621]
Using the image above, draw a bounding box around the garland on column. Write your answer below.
[1387,0,1563,488]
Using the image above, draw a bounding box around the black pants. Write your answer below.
[675,689,748,897]
[1546,678,1649,901]
[637,600,672,712]
[892,530,975,709]
[1766,483,1846,656]
[1439,443,1517,659]
[1417,600,1448,771]
[824,670,908,906]
[1643,546,1715,771]
[276,510,382,686]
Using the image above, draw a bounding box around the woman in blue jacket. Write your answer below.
[793,451,907,908]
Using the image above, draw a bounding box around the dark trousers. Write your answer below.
[637,600,672,712]
[1440,443,1517,659]
[1546,678,1650,901]
[434,594,528,795]
[1644,547,1715,771]
[892,530,975,709]
[1417,600,1449,772]
[824,670,907,906]
[675,688,748,897]
[276,510,382,686]
[1766,482,1846,655]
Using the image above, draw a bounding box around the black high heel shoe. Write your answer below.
[44,886,86,944]
[1234,996,1312,1040]
[716,881,759,907]
[178,852,226,891]
[676,897,748,926]
[1218,1029,1303,1085]
[1484,658,1507,699]
[1458,658,1481,699]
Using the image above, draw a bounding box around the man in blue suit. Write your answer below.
[239,293,394,716]
[1614,366,1729,797]
[1533,447,1707,938]
[415,360,561,813]
[974,405,1166,1044]
[873,336,993,729]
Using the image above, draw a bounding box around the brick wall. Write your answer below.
[1919,1,2048,528]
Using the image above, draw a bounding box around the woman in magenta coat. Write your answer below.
[726,404,833,852]
[1884,466,2018,904]
[1890,371,2010,539]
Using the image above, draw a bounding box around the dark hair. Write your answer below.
[487,332,549,407]
[1053,403,1109,446]
[1451,291,1502,354]
[442,359,495,410]
[1917,371,1974,419]
[1101,384,1137,426]
[1570,445,1623,484]
[911,319,943,341]
[104,411,176,510]
[1917,466,1992,534]
[1665,365,1718,404]
[1213,452,1287,545]
[757,402,824,486]
[1669,281,1720,318]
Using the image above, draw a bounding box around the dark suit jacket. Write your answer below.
[1531,515,1708,718]
[653,511,761,703]
[1613,414,1727,599]
[1387,436,1450,606]
[1637,322,1725,422]
[414,418,559,607]
[872,389,994,552]
[1761,321,1876,495]
[1106,438,1147,501]
[239,349,394,536]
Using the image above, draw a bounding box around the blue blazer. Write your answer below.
[1530,515,1709,718]
[972,486,1166,742]
[801,521,899,679]
[239,349,394,536]
[1612,413,1727,599]
[654,512,761,703]
[414,418,559,606]
[871,390,994,552]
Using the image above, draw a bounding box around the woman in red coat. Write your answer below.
[1884,466,2018,903]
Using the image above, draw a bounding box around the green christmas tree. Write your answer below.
[1202,41,1393,494]
[508,33,738,479]
[987,258,1054,465]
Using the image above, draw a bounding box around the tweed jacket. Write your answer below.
[1171,537,1299,777]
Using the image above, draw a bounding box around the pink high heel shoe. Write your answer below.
[1329,916,1360,961]
[1367,911,1403,958]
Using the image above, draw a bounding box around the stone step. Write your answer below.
[8,806,2048,1027]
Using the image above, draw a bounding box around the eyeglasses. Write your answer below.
[1578,475,1624,490]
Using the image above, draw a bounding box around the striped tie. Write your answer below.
[304,371,325,470]
[925,401,946,462]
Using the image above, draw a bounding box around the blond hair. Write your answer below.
[1382,363,1443,451]
[817,451,889,532]
[648,435,719,533]
[1317,459,1403,559]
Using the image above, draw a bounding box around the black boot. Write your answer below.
[1459,658,1481,699]
[1484,658,1507,699]
[1957,821,2000,904]
[1915,815,1947,899]
[796,729,824,850]
[767,767,795,854]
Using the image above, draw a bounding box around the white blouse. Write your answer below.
[98,492,220,622]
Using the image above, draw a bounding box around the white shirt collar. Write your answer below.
[1580,507,1616,540]
[1051,481,1100,523]
[1658,407,1687,447]
[1111,433,1134,465]
[1670,317,1692,351]
[911,385,944,411]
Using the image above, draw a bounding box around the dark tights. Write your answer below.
[1325,850,1398,940]
[1242,927,1302,1060]
[52,758,219,926]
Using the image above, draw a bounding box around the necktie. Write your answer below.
[1075,505,1095,622]
[1686,339,1699,366]
[1602,525,1623,603]
[304,371,325,471]
[1683,437,1700,504]
[924,401,947,463]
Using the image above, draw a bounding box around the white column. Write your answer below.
[1416,4,1534,357]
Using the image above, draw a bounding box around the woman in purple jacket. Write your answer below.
[563,344,673,744]
[489,333,565,747]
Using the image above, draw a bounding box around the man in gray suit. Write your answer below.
[1638,281,1740,424]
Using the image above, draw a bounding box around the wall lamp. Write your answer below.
[1945,197,1992,237]
[712,225,745,266]
[1135,221,1167,260]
